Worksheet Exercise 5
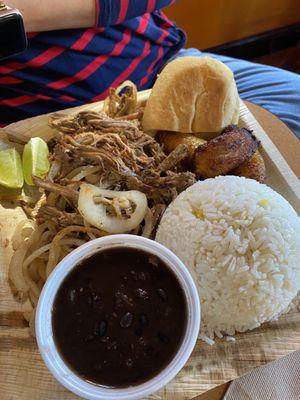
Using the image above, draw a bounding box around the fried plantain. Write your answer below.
[157,131,206,163]
[193,125,260,179]
[231,150,266,182]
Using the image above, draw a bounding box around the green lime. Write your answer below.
[22,137,50,186]
[0,148,24,189]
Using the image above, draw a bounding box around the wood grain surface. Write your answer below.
[1,94,299,400]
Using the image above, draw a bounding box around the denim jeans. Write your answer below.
[177,48,300,138]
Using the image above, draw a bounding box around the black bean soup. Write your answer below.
[52,246,187,388]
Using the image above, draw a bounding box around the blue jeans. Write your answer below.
[177,49,300,138]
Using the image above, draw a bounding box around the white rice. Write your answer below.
[156,176,300,342]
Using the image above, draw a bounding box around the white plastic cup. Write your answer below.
[36,234,200,400]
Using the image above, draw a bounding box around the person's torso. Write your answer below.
[0,11,185,125]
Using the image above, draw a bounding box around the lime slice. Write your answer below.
[0,148,24,189]
[22,137,50,186]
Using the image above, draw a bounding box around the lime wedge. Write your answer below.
[22,137,50,186]
[0,148,24,189]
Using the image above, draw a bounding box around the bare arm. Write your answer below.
[6,0,96,32]
[6,0,177,32]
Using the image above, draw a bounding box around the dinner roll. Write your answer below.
[142,56,240,133]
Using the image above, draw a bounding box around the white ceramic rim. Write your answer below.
[36,234,201,400]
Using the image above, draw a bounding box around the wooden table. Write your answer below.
[0,101,299,400]
[193,101,300,400]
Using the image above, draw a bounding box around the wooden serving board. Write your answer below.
[1,91,300,400]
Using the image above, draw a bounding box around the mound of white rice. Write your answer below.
[156,176,300,342]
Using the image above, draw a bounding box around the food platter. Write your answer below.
[1,88,300,400]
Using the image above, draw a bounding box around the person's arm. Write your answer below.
[5,0,175,32]
[6,0,177,32]
[6,0,96,32]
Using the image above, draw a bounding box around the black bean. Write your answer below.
[86,294,93,306]
[158,332,170,344]
[120,312,133,328]
[84,277,92,286]
[135,328,143,337]
[144,345,154,356]
[138,336,147,346]
[68,289,76,303]
[94,320,107,337]
[115,291,133,307]
[84,334,94,343]
[138,272,146,281]
[107,340,117,350]
[130,270,138,281]
[125,358,133,368]
[99,320,107,337]
[163,306,173,317]
[115,299,123,309]
[92,293,101,302]
[89,292,103,309]
[157,288,168,302]
[135,288,149,300]
[139,314,148,327]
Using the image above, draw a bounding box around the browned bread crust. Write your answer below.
[142,57,240,134]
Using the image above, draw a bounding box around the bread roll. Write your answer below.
[142,56,240,133]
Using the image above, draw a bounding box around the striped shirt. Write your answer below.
[0,0,185,125]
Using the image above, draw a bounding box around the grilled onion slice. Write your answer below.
[78,183,148,234]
